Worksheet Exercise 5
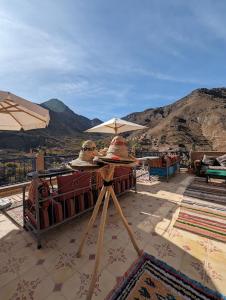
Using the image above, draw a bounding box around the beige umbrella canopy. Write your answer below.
[0,91,50,210]
[0,91,50,131]
[85,117,147,134]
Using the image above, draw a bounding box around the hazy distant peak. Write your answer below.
[91,118,102,126]
[41,98,70,113]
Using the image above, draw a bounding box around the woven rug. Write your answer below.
[107,252,225,300]
[174,205,226,242]
[136,170,159,183]
[183,177,226,205]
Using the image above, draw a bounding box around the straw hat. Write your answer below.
[68,140,99,168]
[98,147,108,157]
[101,136,136,163]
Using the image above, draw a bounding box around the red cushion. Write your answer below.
[28,178,51,207]
[25,206,50,229]
[57,171,92,201]
[114,167,132,179]
[51,201,63,223]
[39,179,50,198]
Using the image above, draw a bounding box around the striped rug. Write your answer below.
[107,252,225,300]
[174,205,226,242]
[183,177,226,205]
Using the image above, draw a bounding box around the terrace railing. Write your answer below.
[0,151,190,187]
[135,150,190,168]
[0,154,79,187]
[0,157,36,186]
[135,150,161,158]
[44,154,77,170]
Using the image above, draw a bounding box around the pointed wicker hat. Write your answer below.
[68,140,99,168]
[98,147,108,157]
[101,136,136,163]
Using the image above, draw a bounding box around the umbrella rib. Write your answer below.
[0,103,23,128]
[0,110,22,113]
[0,103,19,111]
[105,124,125,130]
[17,107,47,122]
[4,99,47,123]
[105,125,116,129]
[4,100,19,106]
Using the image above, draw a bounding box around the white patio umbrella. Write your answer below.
[85,117,147,134]
[0,91,50,209]
[0,91,50,131]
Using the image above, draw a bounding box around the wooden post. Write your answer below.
[86,188,111,300]
[109,186,141,256]
[76,186,106,257]
[76,163,140,300]
[35,153,45,171]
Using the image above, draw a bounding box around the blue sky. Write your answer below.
[0,0,226,120]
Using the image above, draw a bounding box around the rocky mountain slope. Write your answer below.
[125,88,226,151]
[41,99,102,136]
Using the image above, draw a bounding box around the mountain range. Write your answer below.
[0,98,102,152]
[125,88,226,151]
[41,98,102,136]
[1,87,226,152]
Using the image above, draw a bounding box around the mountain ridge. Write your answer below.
[0,97,102,151]
[1,88,226,152]
[124,87,226,151]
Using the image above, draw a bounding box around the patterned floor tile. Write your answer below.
[46,244,88,284]
[164,228,210,261]
[144,235,184,270]
[0,265,54,300]
[105,243,139,277]
[46,292,67,300]
[207,239,226,263]
[180,252,209,286]
[204,255,226,294]
[64,263,116,300]
[1,174,226,298]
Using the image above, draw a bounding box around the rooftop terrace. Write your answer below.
[0,173,225,299]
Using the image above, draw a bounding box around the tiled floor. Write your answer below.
[0,173,226,299]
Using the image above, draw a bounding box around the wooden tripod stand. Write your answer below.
[76,164,141,300]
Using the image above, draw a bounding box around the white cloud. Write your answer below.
[0,0,226,120]
[0,9,87,74]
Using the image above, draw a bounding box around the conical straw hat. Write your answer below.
[101,136,136,163]
[98,147,108,157]
[68,140,99,168]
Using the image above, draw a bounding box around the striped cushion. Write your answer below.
[216,154,226,167]
[202,154,216,166]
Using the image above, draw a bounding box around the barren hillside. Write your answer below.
[125,88,226,151]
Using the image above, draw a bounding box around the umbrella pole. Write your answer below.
[86,188,111,300]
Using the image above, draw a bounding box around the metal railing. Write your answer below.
[0,151,190,187]
[135,150,161,158]
[135,150,190,168]
[0,154,78,187]
[44,154,77,170]
[0,157,36,186]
